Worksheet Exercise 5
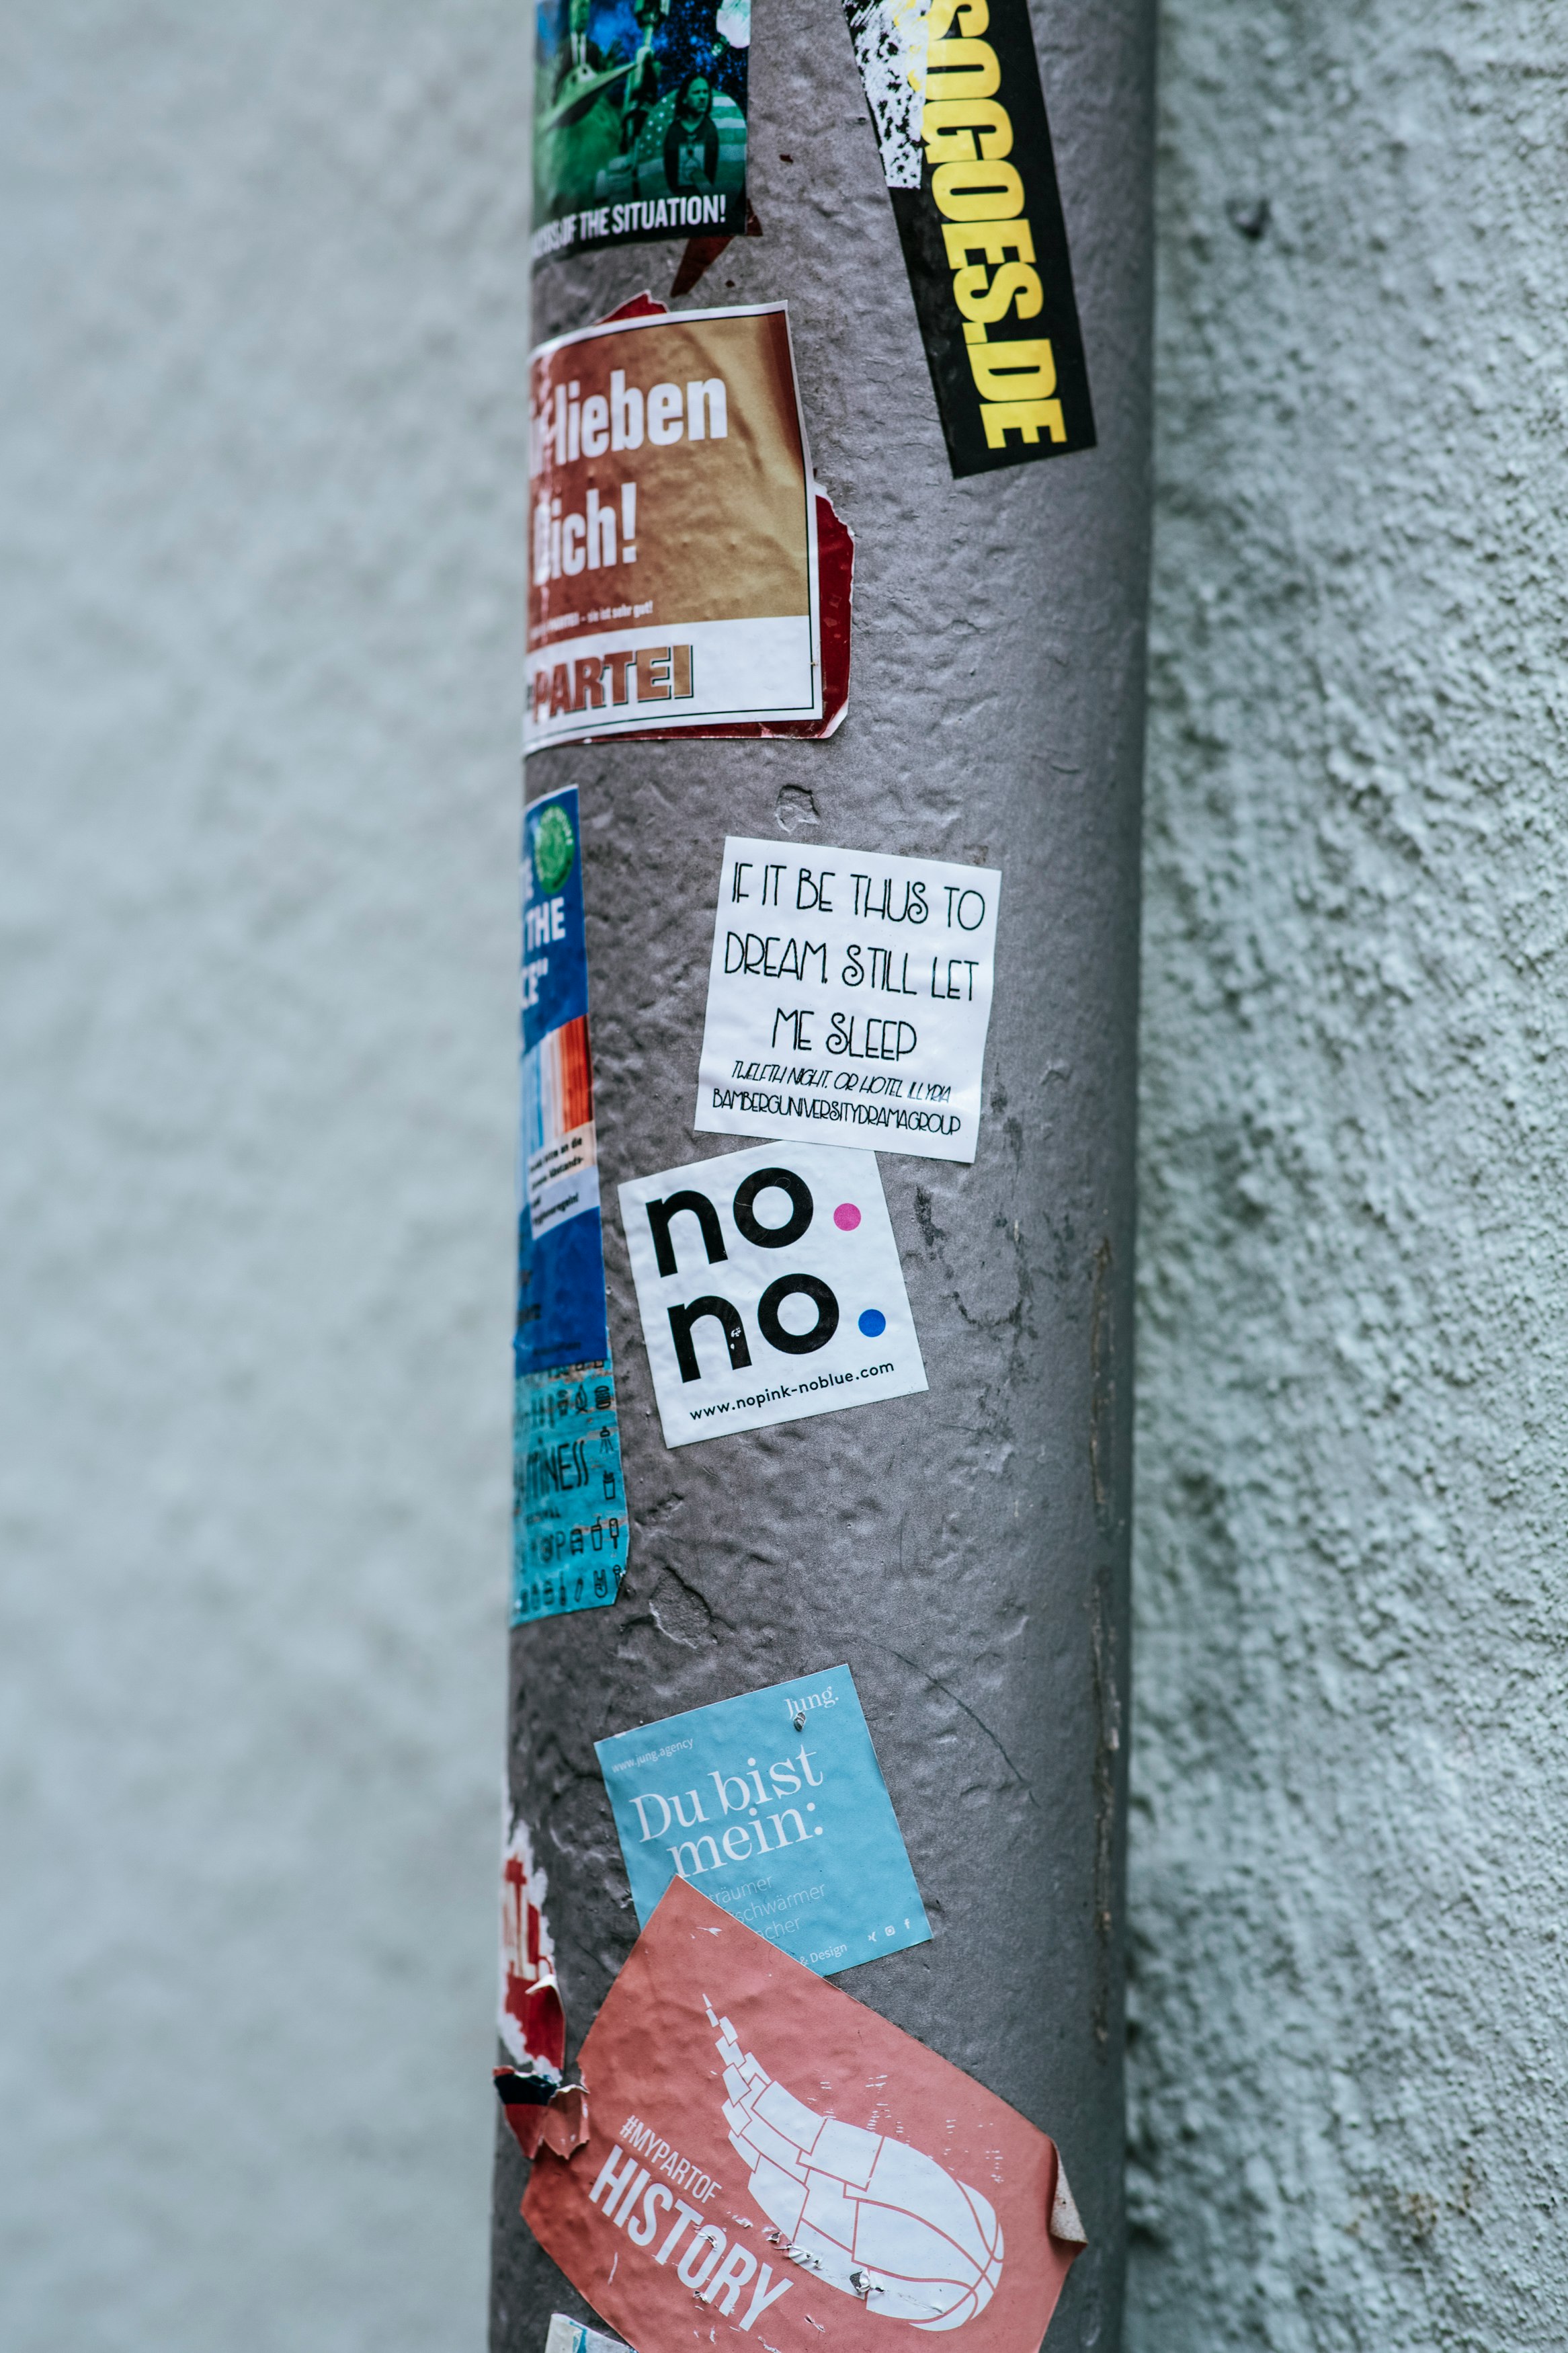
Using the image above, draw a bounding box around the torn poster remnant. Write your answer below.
[843,0,929,188]
[499,1807,567,2078]
[496,2071,591,2163]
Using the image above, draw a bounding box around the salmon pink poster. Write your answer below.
[520,1879,1084,2352]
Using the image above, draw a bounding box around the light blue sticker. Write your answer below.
[595,1665,931,1976]
[512,1358,628,1626]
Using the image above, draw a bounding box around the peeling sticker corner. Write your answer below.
[500,1804,567,2079]
[1048,2156,1087,2248]
[495,2070,591,2163]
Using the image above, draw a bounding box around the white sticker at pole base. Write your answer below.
[694,838,1001,1164]
[618,1142,927,1449]
[546,2315,632,2353]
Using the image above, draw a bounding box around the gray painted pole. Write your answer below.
[493,0,1153,2344]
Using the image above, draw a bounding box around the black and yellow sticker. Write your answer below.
[880,0,1095,477]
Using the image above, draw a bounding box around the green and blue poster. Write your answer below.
[513,786,630,1625]
[532,0,749,264]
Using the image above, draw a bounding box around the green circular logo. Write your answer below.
[532,803,576,895]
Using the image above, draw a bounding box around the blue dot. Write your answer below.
[858,1309,886,1338]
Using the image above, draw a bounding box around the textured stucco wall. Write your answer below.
[1128,3,1568,2346]
[1,9,522,2349]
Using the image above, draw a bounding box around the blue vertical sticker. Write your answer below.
[512,784,628,1626]
[518,787,607,1379]
[594,1665,932,1975]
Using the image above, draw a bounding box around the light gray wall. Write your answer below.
[1129,2,1568,2346]
[6,3,1563,2351]
[1,8,521,2350]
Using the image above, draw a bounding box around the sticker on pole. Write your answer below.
[695,838,1000,1162]
[526,304,824,749]
[546,2318,632,2353]
[513,785,630,1624]
[518,786,610,1381]
[843,0,1094,477]
[514,1361,629,1625]
[520,1878,1087,2352]
[531,0,749,269]
[595,1664,930,1975]
[617,1142,927,1449]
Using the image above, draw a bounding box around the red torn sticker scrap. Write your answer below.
[600,292,671,325]
[497,2070,591,2161]
[521,1878,1083,2352]
[500,1810,567,2079]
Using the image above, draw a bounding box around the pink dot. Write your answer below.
[833,1203,862,1231]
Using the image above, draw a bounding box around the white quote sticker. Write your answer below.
[618,1142,927,1448]
[694,838,1001,1164]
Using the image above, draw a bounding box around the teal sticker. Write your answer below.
[595,1665,931,1975]
[513,1359,628,1626]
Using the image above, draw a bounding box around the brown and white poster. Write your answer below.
[527,303,824,749]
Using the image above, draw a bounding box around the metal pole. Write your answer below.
[493,0,1153,2342]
